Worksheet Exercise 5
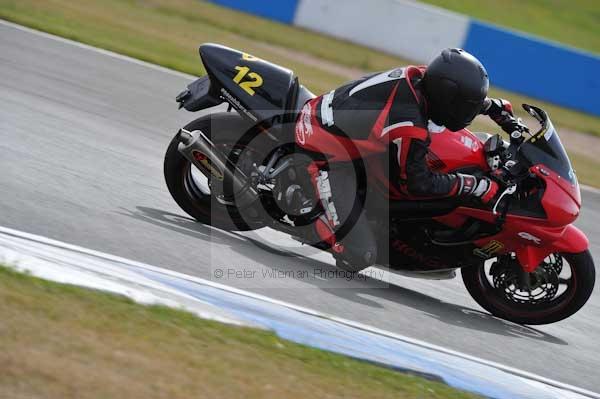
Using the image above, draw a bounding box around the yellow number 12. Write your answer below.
[233,66,263,96]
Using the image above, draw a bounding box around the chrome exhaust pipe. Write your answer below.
[177,129,259,209]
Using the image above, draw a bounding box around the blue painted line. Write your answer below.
[133,267,581,399]
[463,20,600,117]
[206,0,300,24]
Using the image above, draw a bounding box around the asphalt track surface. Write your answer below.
[1,22,599,392]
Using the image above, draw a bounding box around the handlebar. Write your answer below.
[485,104,559,220]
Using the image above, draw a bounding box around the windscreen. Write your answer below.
[519,119,577,184]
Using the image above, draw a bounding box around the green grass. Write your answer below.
[0,265,480,399]
[420,0,600,55]
[571,153,600,188]
[0,0,407,95]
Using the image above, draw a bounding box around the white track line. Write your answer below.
[2,17,600,199]
[0,225,598,399]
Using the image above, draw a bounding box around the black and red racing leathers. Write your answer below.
[294,66,511,269]
[295,66,462,199]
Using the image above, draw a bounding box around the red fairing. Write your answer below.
[295,94,589,273]
[531,165,581,224]
[435,160,586,272]
[427,128,489,174]
[437,207,588,272]
[430,131,588,272]
[552,225,589,253]
[509,224,588,273]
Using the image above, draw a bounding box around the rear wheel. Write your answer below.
[462,250,595,324]
[163,112,270,231]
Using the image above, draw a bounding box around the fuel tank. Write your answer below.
[427,128,489,174]
[368,127,490,201]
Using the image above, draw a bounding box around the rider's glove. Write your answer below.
[501,116,529,143]
[483,98,529,141]
[483,98,514,120]
[456,174,500,204]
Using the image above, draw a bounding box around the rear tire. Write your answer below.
[462,250,595,325]
[163,112,268,231]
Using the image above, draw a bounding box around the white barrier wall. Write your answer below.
[294,0,469,63]
[209,0,600,116]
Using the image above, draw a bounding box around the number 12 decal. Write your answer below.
[233,66,263,96]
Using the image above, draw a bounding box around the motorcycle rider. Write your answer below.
[295,48,528,271]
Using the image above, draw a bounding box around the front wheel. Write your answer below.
[462,250,595,325]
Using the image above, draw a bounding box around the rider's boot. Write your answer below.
[307,162,378,272]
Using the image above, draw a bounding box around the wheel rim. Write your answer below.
[190,165,211,195]
[479,253,577,315]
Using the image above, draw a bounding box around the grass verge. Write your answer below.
[571,153,600,190]
[0,265,480,399]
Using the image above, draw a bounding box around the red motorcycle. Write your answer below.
[164,44,595,325]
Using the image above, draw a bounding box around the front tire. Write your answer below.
[462,250,595,325]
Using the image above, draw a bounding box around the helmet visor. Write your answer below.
[447,98,484,131]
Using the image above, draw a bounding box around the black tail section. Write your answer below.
[199,43,299,126]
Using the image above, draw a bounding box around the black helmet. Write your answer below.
[422,48,489,131]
